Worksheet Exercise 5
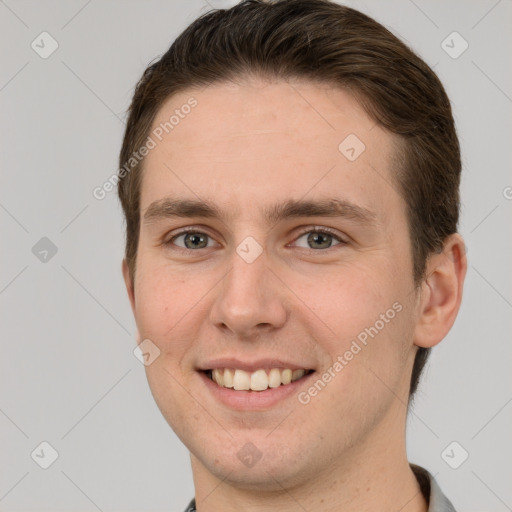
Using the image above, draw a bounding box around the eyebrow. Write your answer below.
[142,197,378,227]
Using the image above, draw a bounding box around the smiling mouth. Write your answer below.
[203,368,315,392]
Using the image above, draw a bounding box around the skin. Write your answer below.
[122,78,467,512]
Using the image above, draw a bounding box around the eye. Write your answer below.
[291,227,347,250]
[164,226,347,252]
[166,229,217,250]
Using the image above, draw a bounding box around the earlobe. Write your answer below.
[413,233,467,349]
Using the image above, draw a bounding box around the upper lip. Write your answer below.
[197,358,315,373]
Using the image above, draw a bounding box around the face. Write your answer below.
[123,79,423,491]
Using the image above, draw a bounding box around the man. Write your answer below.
[117,1,467,510]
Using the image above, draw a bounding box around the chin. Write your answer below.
[192,433,317,491]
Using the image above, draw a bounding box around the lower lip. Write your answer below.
[199,370,315,411]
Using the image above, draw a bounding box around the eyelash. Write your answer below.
[164,226,348,252]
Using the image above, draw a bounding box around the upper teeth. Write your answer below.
[211,368,307,391]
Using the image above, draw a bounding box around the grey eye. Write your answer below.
[294,231,342,250]
[174,232,211,249]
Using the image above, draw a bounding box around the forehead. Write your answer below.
[140,79,402,223]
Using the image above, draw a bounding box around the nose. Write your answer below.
[209,246,288,339]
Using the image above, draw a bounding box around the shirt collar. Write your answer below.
[183,464,457,512]
[410,464,458,512]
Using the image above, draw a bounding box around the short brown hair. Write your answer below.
[117,0,461,400]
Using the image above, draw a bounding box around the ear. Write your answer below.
[122,258,136,316]
[122,259,142,344]
[413,233,467,348]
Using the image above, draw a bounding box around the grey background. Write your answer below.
[1,0,511,511]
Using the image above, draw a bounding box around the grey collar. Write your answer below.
[410,464,457,512]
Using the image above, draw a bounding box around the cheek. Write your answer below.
[290,256,398,338]
[334,296,415,409]
[292,258,412,383]
[133,266,196,351]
